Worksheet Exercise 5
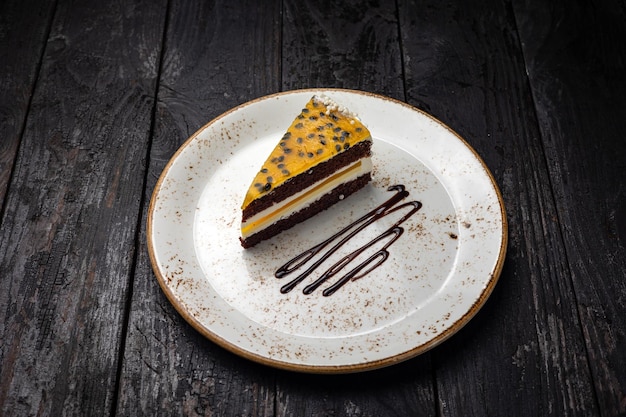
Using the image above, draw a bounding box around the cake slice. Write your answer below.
[240,95,373,248]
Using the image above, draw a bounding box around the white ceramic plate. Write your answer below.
[147,89,507,373]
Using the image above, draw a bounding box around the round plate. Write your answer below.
[147,89,507,373]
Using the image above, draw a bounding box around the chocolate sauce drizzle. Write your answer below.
[275,185,422,296]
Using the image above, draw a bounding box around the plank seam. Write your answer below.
[0,0,60,229]
[508,1,602,414]
[108,0,174,415]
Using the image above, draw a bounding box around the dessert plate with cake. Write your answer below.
[147,89,508,373]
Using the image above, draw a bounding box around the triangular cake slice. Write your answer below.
[240,95,373,248]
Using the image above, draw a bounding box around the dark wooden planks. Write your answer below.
[281,0,405,99]
[276,1,436,417]
[1,1,621,416]
[400,0,598,415]
[116,1,281,415]
[0,0,56,206]
[514,1,626,415]
[275,360,435,417]
[0,0,167,415]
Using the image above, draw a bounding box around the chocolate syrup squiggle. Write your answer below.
[275,185,422,296]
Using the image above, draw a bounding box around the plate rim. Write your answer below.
[147,88,508,373]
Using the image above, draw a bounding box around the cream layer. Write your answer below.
[241,158,372,239]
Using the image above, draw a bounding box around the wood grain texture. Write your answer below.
[399,0,597,415]
[0,0,56,205]
[275,359,435,417]
[0,0,167,414]
[116,0,281,415]
[281,0,404,99]
[514,0,626,415]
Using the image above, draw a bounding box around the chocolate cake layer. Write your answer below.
[240,174,371,248]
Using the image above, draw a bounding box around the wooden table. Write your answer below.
[1,0,625,415]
